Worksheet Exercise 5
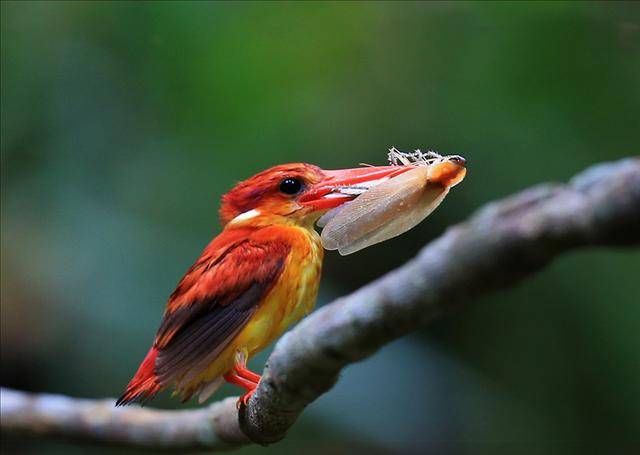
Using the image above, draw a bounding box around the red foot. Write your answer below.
[223,353,262,408]
[235,363,261,383]
[223,371,256,390]
[223,370,259,408]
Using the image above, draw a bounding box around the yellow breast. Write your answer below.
[240,225,323,354]
[189,225,324,388]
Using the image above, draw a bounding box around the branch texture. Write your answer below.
[0,390,245,451]
[2,158,639,451]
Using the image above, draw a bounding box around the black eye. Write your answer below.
[450,155,466,166]
[279,178,303,195]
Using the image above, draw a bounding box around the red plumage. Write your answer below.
[116,347,159,405]
[117,227,290,405]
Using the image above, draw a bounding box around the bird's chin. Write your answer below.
[295,201,352,228]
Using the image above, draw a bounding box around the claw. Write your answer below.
[237,389,255,409]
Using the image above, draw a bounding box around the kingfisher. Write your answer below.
[116,159,464,407]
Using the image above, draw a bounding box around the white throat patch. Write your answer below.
[230,209,261,224]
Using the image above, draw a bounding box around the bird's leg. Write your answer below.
[234,362,261,383]
[232,349,262,383]
[223,349,261,407]
[223,371,256,408]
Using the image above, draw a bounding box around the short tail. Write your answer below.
[116,347,161,406]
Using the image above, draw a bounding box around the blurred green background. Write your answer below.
[1,1,639,454]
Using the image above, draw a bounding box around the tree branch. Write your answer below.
[2,158,639,451]
[0,389,246,451]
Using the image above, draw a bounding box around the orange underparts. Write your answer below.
[223,358,261,407]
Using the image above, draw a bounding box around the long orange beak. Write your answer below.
[300,166,411,210]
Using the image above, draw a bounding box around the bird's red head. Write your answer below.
[219,162,408,226]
